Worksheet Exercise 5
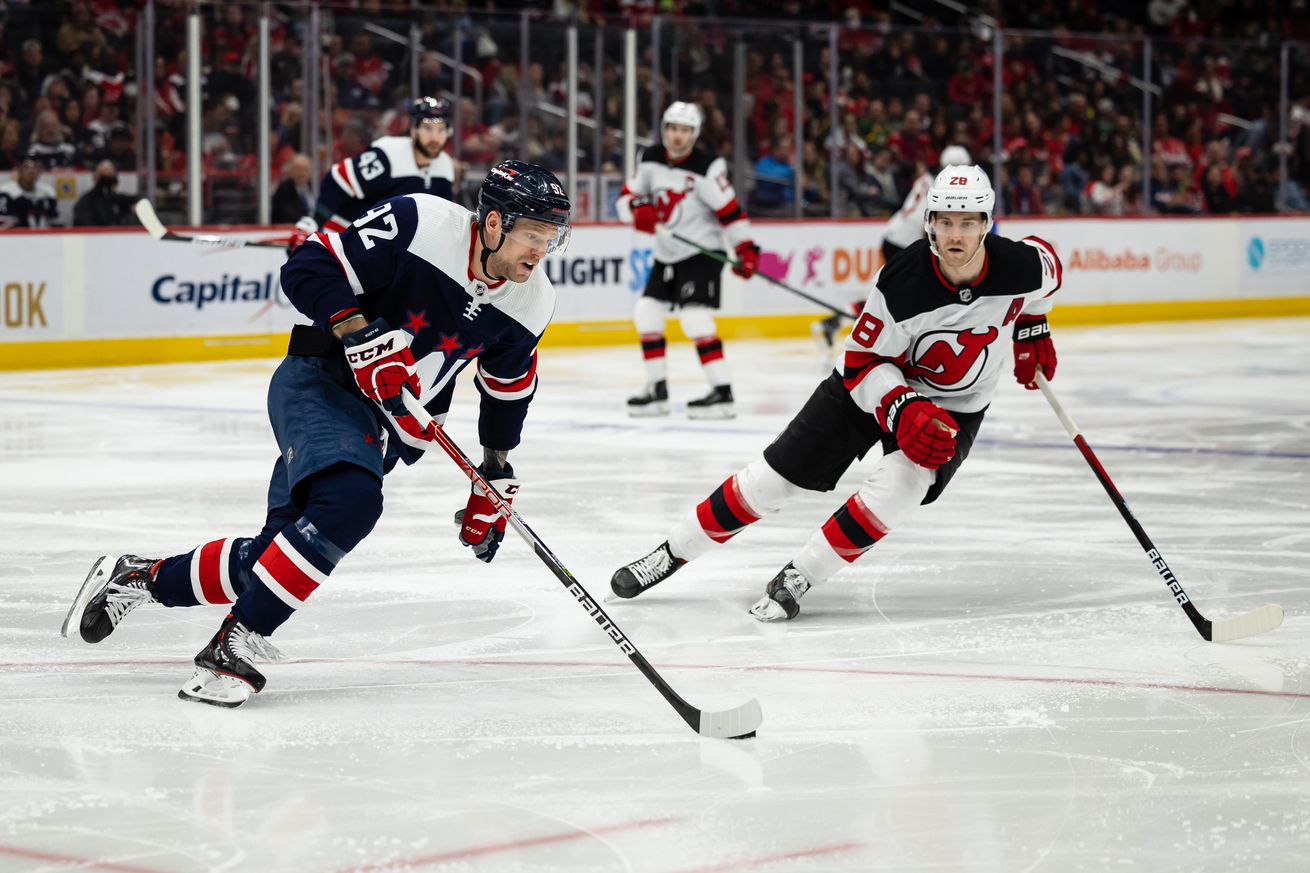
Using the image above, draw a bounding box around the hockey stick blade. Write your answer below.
[1207,603,1284,643]
[134,199,288,249]
[698,696,763,739]
[133,198,168,240]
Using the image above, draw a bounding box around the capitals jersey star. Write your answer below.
[616,145,751,263]
[842,234,1062,415]
[281,193,552,461]
[314,136,456,231]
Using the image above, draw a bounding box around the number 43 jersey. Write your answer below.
[841,235,1063,415]
[281,193,555,458]
[314,135,456,231]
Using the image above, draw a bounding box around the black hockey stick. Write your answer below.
[1035,370,1283,642]
[656,225,855,320]
[134,199,290,250]
[397,390,764,738]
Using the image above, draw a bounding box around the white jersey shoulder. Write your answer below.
[372,136,420,178]
[883,172,933,248]
[405,194,554,337]
[429,150,455,182]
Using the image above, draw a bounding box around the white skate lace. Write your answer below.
[104,581,155,626]
[630,546,674,588]
[778,567,811,601]
[231,624,285,664]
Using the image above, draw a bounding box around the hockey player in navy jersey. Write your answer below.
[616,101,760,419]
[611,165,1062,621]
[288,97,457,248]
[62,160,571,707]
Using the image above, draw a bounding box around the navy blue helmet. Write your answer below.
[409,97,451,125]
[477,160,572,252]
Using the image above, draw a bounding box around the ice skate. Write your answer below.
[61,554,160,643]
[748,563,812,622]
[810,314,843,349]
[178,613,284,708]
[627,380,669,417]
[611,541,686,599]
[687,385,734,420]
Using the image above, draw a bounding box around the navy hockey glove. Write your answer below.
[879,387,959,470]
[1012,314,1056,389]
[341,318,429,443]
[455,464,519,562]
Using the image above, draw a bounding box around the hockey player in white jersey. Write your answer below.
[0,158,60,228]
[611,165,1062,620]
[288,97,457,248]
[62,160,571,707]
[616,101,761,419]
[815,144,972,347]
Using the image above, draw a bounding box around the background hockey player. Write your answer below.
[288,96,457,248]
[0,158,60,228]
[611,165,1062,621]
[815,144,972,347]
[616,101,761,419]
[62,160,571,707]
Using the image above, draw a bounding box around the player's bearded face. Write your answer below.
[662,123,695,157]
[932,213,986,266]
[413,121,449,157]
[489,217,562,282]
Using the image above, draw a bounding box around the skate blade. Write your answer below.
[60,556,110,638]
[687,404,735,420]
[627,402,670,418]
[178,668,253,708]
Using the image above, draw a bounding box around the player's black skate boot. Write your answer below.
[611,541,686,599]
[61,554,160,643]
[748,562,812,622]
[627,380,669,417]
[179,613,284,708]
[687,385,735,420]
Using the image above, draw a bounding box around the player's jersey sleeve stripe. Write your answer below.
[1022,235,1063,294]
[331,159,365,200]
[842,349,903,393]
[714,198,745,225]
[475,351,538,400]
[319,231,364,296]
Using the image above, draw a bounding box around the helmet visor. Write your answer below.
[504,221,572,256]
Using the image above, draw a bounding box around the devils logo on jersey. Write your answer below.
[906,326,999,392]
[653,177,696,223]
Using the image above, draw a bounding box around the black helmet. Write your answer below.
[409,96,451,125]
[477,159,572,249]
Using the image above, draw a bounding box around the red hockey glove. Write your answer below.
[880,387,959,470]
[733,241,760,278]
[631,201,657,234]
[455,463,519,562]
[286,216,317,255]
[341,318,429,443]
[1012,314,1057,389]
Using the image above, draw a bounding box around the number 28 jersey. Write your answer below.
[841,235,1063,415]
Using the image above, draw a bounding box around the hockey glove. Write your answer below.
[341,318,430,443]
[631,201,658,234]
[733,241,761,278]
[455,463,519,562]
[1012,314,1057,389]
[879,387,959,470]
[286,216,317,255]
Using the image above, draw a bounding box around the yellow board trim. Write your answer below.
[2,297,1309,370]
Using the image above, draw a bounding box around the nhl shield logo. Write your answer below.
[958,287,973,303]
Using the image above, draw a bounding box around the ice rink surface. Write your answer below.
[2,318,1308,873]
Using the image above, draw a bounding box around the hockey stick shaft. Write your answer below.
[134,199,289,250]
[656,226,854,320]
[1035,370,1283,642]
[398,391,762,738]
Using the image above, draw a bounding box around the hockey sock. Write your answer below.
[791,453,932,584]
[668,459,807,559]
[693,336,729,387]
[235,464,383,636]
[151,538,257,608]
[641,333,668,385]
[634,296,671,384]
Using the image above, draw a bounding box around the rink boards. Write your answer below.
[1,215,1308,369]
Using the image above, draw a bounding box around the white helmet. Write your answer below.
[922,164,995,246]
[939,144,972,168]
[661,101,702,139]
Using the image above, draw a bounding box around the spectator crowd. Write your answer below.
[1,0,1308,226]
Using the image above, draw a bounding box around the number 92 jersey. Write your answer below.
[281,193,555,461]
[841,235,1062,415]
